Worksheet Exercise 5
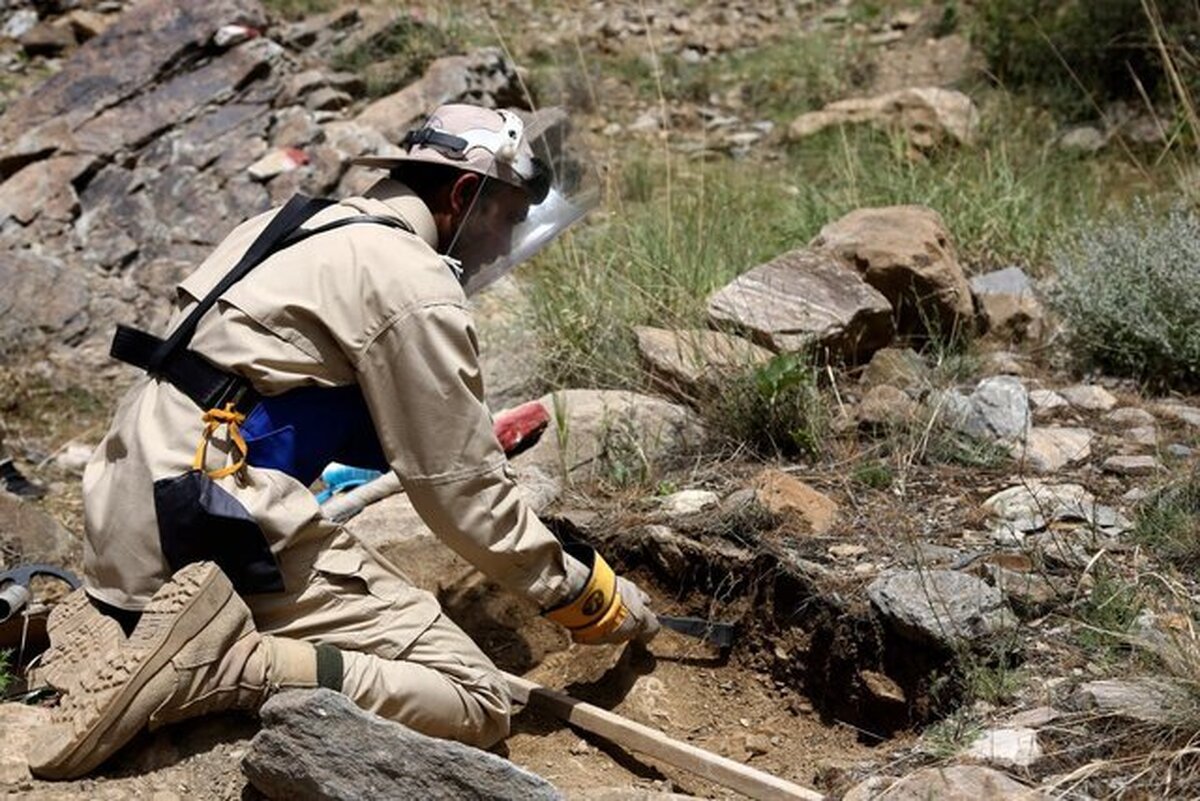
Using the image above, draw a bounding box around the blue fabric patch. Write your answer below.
[241,385,388,486]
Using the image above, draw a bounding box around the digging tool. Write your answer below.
[504,671,825,801]
[656,614,737,648]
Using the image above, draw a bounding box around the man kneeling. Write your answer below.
[31,104,657,779]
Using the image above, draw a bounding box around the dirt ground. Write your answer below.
[5,519,895,800]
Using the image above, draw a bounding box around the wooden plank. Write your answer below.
[504,672,825,801]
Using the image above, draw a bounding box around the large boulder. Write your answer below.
[633,326,773,402]
[515,389,705,487]
[707,248,894,362]
[867,569,1017,649]
[243,689,562,800]
[787,87,980,150]
[811,205,974,339]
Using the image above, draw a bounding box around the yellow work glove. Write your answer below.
[544,544,660,646]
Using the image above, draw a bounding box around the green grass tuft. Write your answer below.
[1134,472,1200,571]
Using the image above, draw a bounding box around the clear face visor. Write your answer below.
[462,184,598,296]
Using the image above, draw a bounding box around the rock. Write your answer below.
[355,48,522,144]
[752,468,838,535]
[830,543,869,559]
[966,727,1042,768]
[60,10,112,42]
[71,37,281,155]
[847,764,1046,800]
[306,87,353,112]
[1004,706,1062,728]
[0,0,268,176]
[969,267,1044,341]
[983,482,1128,542]
[247,147,309,181]
[1168,443,1193,458]
[1025,531,1093,570]
[633,326,773,402]
[860,669,906,704]
[867,569,1017,649]
[986,564,1064,615]
[19,20,77,57]
[0,250,90,355]
[0,153,94,225]
[1028,389,1068,413]
[812,205,973,339]
[857,384,921,429]
[859,347,929,391]
[1158,404,1200,428]
[1014,426,1094,474]
[1123,427,1159,449]
[0,491,72,564]
[2,9,38,40]
[656,489,719,518]
[1102,454,1162,476]
[706,248,894,361]
[939,376,1029,443]
[243,689,562,800]
[1105,407,1155,427]
[1059,125,1106,152]
[0,703,52,784]
[788,87,980,150]
[979,350,1025,376]
[281,6,360,50]
[1071,678,1199,725]
[1058,384,1118,412]
[514,389,704,485]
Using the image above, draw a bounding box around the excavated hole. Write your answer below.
[545,506,974,743]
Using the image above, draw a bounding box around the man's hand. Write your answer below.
[596,575,660,645]
[544,545,660,646]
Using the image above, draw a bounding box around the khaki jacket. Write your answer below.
[83,179,575,614]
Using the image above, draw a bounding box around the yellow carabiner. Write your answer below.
[192,402,248,480]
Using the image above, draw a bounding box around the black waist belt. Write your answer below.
[110,195,414,412]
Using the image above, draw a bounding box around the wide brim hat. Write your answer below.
[351,103,552,202]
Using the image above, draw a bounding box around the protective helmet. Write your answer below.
[351,104,550,203]
[353,103,596,295]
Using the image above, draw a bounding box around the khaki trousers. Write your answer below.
[248,525,511,748]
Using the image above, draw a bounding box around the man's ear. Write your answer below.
[449,172,482,216]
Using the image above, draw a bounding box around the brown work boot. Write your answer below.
[33,589,126,694]
[28,561,327,780]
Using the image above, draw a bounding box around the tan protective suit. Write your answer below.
[82,179,578,746]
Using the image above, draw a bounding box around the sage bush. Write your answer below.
[1050,204,1200,389]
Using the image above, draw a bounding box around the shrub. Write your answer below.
[703,352,829,460]
[972,0,1200,119]
[1049,203,1200,390]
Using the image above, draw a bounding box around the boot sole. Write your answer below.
[37,589,126,693]
[30,561,234,780]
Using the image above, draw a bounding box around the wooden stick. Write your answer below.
[504,672,825,801]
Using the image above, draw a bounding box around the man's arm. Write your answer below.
[355,301,658,644]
